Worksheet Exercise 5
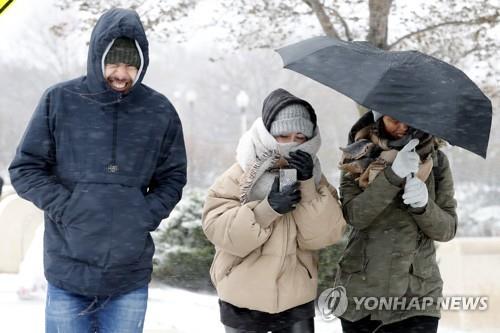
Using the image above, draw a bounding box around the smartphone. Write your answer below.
[279,168,297,192]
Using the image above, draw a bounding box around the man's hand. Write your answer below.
[403,176,429,208]
[392,139,420,178]
[286,150,314,181]
[267,176,301,214]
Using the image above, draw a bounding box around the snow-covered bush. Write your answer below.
[455,183,500,237]
[152,188,215,292]
[318,238,347,293]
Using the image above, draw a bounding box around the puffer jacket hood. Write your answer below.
[261,88,317,132]
[86,8,149,100]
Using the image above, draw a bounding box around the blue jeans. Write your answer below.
[45,283,148,333]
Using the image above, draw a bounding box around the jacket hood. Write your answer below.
[86,8,149,97]
[347,111,436,153]
[261,88,317,132]
[347,110,377,144]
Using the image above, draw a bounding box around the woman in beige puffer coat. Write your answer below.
[202,88,346,333]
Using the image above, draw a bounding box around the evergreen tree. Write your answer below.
[152,189,215,292]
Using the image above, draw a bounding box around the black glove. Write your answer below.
[267,176,301,214]
[286,150,314,181]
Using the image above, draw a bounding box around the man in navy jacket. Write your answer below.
[9,8,187,332]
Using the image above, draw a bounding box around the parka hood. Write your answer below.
[86,8,149,97]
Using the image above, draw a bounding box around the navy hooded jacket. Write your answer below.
[9,8,187,296]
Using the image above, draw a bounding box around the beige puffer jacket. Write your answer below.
[202,163,346,313]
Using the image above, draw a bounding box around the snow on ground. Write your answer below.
[1,274,471,333]
[1,273,342,333]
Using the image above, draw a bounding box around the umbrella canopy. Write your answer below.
[276,36,492,158]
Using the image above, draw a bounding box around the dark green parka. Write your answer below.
[334,113,458,325]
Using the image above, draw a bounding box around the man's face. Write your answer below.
[104,63,138,93]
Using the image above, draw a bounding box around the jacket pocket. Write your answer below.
[335,232,367,289]
[62,183,151,267]
[209,250,220,286]
[135,189,156,231]
[62,183,113,266]
[60,183,83,225]
[225,256,244,277]
[338,232,366,274]
[410,237,434,279]
[108,185,152,266]
[338,255,364,274]
[411,253,433,279]
[211,251,243,283]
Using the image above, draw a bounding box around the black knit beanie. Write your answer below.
[105,37,141,69]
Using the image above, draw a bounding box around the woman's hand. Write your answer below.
[267,176,301,214]
[403,176,429,208]
[286,150,314,181]
[391,139,420,178]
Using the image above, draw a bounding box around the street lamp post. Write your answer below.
[185,89,197,137]
[185,90,197,183]
[185,90,197,113]
[236,90,249,135]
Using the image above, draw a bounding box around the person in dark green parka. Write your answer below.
[335,110,457,333]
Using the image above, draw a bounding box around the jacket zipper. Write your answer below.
[277,217,289,279]
[107,96,122,173]
[275,215,290,311]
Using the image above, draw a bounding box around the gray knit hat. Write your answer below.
[105,37,141,69]
[270,104,314,138]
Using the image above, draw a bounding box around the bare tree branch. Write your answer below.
[302,0,339,38]
[130,0,148,11]
[324,6,353,40]
[387,12,500,50]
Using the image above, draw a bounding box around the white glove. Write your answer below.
[403,176,428,208]
[391,139,420,178]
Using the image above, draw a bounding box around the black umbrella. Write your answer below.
[276,36,492,158]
